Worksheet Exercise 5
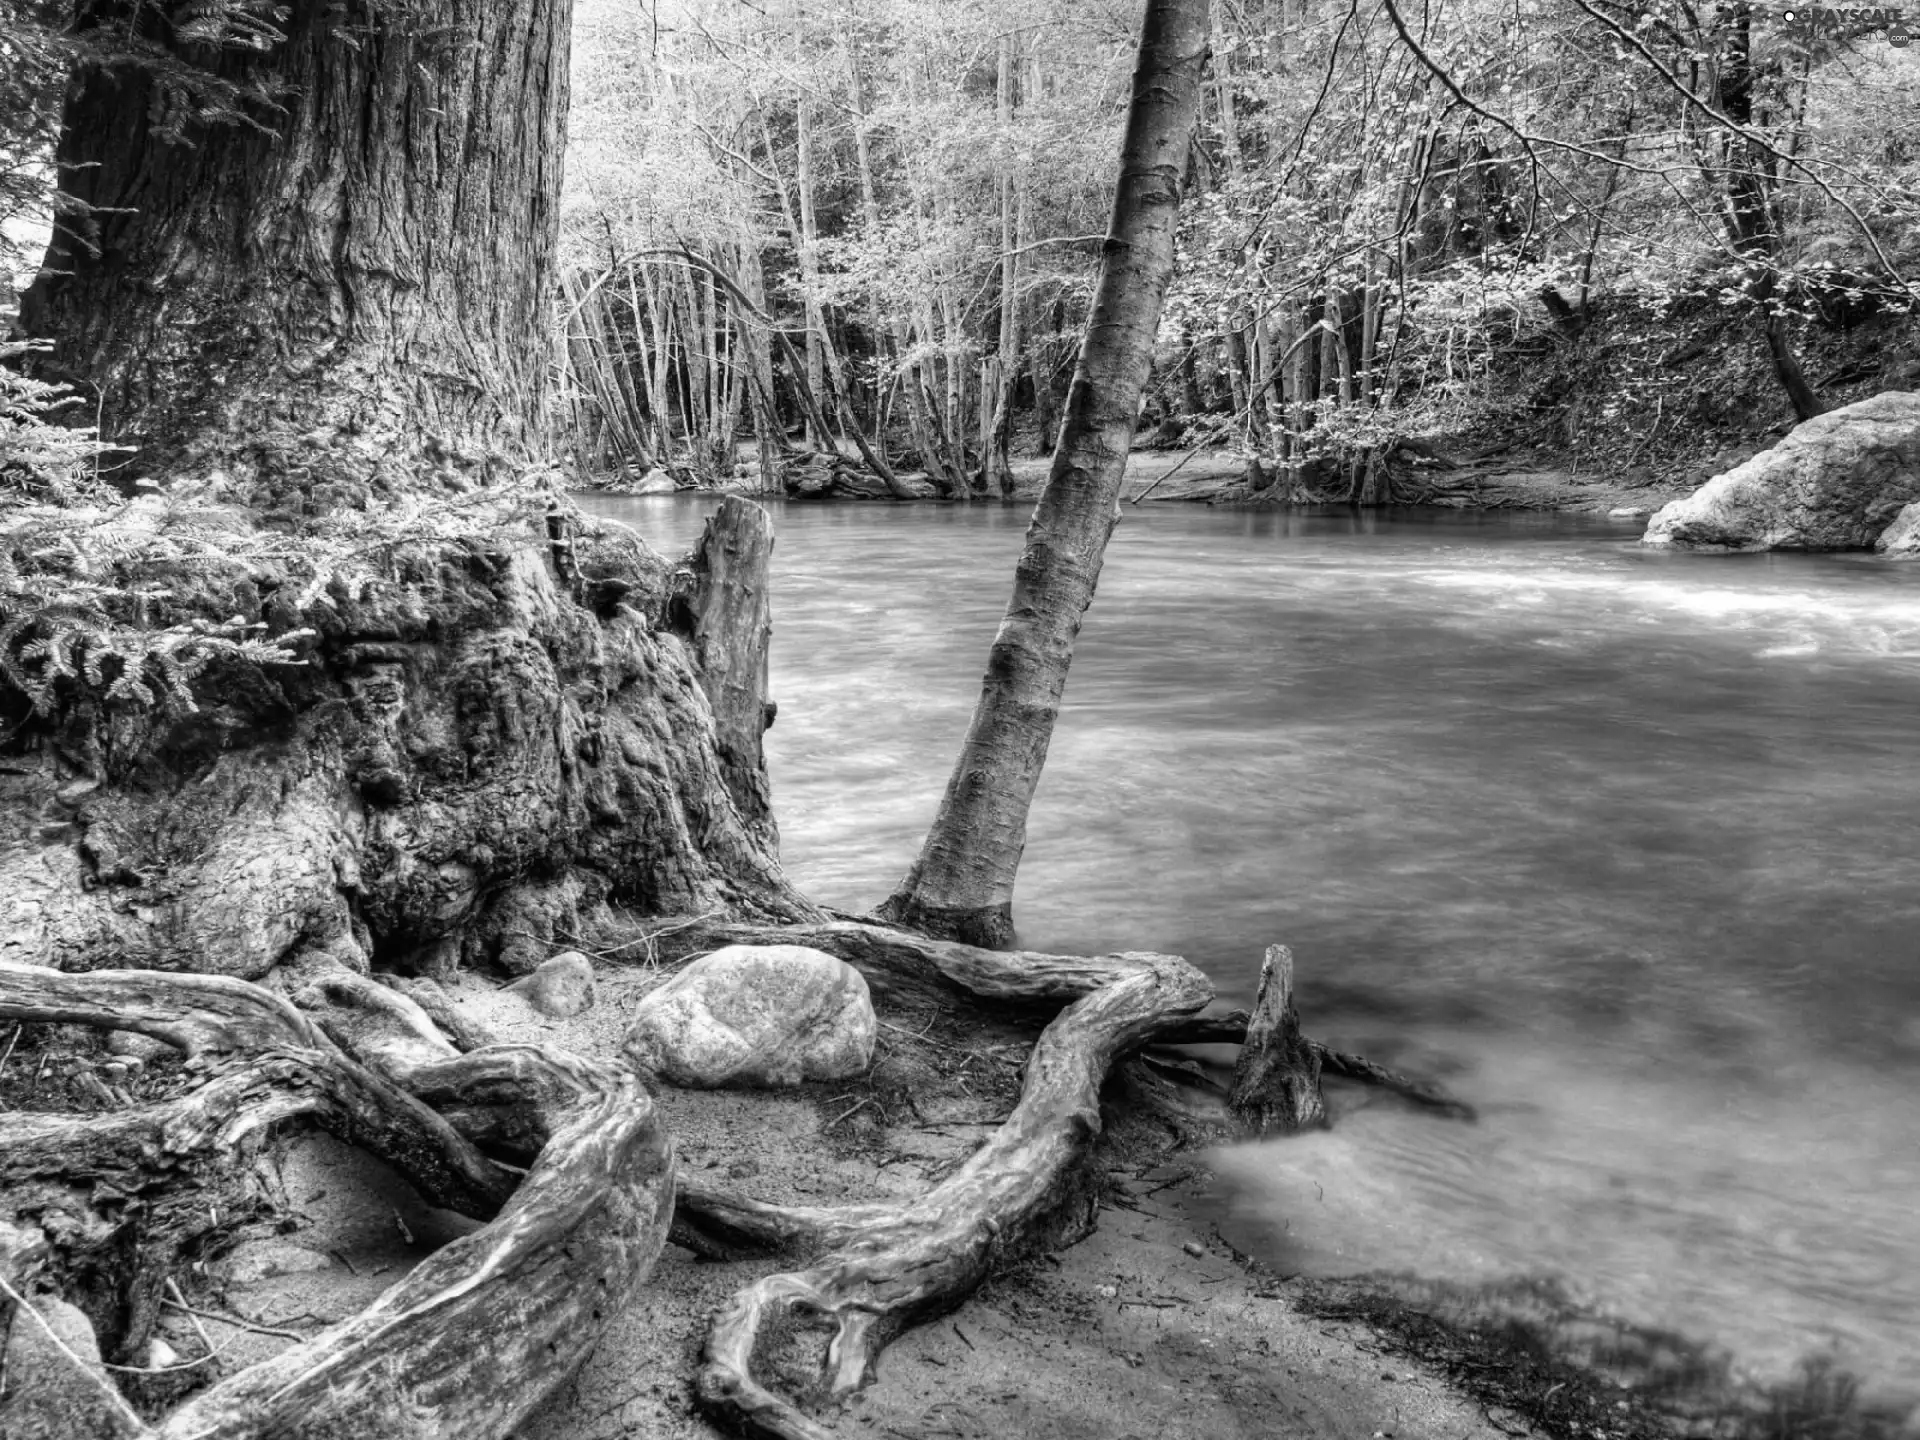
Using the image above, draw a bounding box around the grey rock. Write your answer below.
[105,1029,175,1063]
[0,1291,141,1439]
[631,467,676,495]
[1875,501,1920,555]
[623,943,875,1088]
[507,949,596,1018]
[1643,391,1920,550]
[1607,505,1650,519]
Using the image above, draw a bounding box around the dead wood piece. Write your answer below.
[152,1074,674,1440]
[1228,945,1328,1136]
[0,960,678,1440]
[403,1045,630,1166]
[690,951,1212,1440]
[0,963,327,1060]
[671,497,778,839]
[290,968,631,1166]
[1151,1014,1478,1122]
[0,963,518,1219]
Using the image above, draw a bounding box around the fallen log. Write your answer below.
[687,950,1213,1440]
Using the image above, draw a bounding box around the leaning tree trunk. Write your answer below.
[878,0,1210,947]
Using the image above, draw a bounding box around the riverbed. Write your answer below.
[580,493,1920,1406]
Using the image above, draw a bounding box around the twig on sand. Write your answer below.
[163,1292,313,1344]
[823,1097,875,1132]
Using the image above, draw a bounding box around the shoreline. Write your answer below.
[164,951,1911,1440]
[583,447,1692,519]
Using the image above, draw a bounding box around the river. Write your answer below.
[580,493,1920,1406]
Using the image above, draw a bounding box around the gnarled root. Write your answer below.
[0,961,674,1440]
[0,963,521,1218]
[687,951,1212,1440]
[150,1069,670,1440]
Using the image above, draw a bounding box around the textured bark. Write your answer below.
[686,951,1213,1440]
[22,0,570,496]
[670,499,779,845]
[1153,1013,1478,1121]
[0,963,675,1440]
[0,962,521,1214]
[0,531,813,983]
[151,1070,670,1440]
[4,8,795,1433]
[1227,945,1327,1135]
[880,0,1210,947]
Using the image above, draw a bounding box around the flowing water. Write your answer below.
[581,494,1920,1403]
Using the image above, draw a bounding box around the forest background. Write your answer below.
[554,0,1920,505]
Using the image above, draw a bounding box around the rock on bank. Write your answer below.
[1643,391,1920,551]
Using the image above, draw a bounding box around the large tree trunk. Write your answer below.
[23,0,569,497]
[2,6,808,1433]
[878,0,1210,947]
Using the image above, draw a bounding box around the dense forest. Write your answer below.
[555,0,1918,501]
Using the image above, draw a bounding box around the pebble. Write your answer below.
[1097,1284,1118,1299]
[1182,1240,1205,1258]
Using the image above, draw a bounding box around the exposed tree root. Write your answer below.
[0,963,519,1218]
[684,951,1213,1440]
[0,961,674,1440]
[626,913,1475,1120]
[623,912,1184,1002]
[148,1069,671,1440]
[1159,1010,1478,1121]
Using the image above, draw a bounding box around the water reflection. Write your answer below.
[580,492,1920,1402]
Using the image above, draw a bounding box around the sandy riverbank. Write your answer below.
[178,957,1511,1440]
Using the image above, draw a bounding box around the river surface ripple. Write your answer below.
[580,494,1920,1400]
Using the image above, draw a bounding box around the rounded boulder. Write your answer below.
[623,943,875,1088]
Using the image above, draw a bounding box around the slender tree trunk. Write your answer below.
[981,33,1024,499]
[1714,4,1822,421]
[878,0,1210,947]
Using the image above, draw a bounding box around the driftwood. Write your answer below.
[1156,1013,1478,1121]
[681,950,1214,1440]
[0,962,674,1440]
[1227,944,1327,1135]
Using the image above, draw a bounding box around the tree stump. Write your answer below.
[1228,945,1328,1135]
